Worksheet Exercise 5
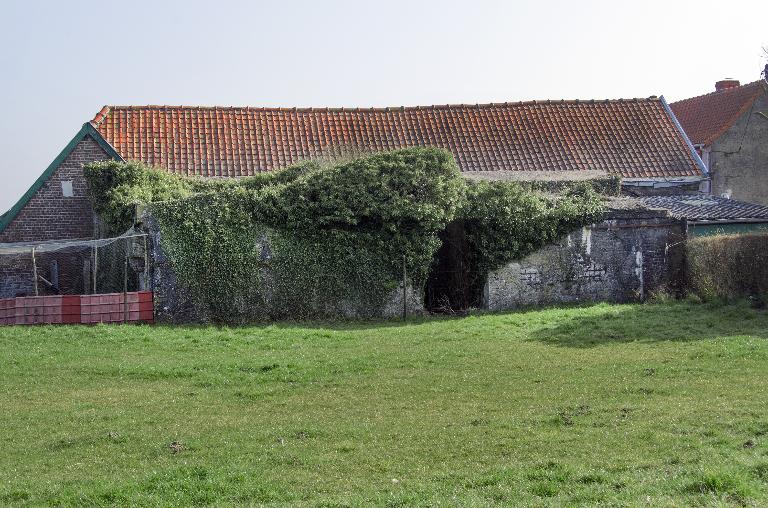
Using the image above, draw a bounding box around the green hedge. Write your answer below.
[520,174,622,196]
[85,148,606,322]
[687,233,768,300]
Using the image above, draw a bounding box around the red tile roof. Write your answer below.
[91,99,704,179]
[670,80,767,146]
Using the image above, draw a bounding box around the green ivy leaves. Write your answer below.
[84,149,605,322]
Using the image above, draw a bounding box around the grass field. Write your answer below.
[1,301,768,507]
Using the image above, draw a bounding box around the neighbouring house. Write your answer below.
[671,77,768,205]
[0,99,707,309]
[638,194,768,237]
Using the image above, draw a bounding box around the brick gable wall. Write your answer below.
[0,135,112,243]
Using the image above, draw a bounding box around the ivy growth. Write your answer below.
[84,148,606,322]
[461,181,605,278]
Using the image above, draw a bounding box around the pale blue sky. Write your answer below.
[1,0,766,212]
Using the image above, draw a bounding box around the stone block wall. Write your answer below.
[621,180,704,197]
[0,256,34,298]
[484,208,684,311]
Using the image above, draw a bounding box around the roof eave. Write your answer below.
[622,175,707,188]
[688,218,768,225]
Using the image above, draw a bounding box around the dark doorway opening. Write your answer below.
[424,220,484,313]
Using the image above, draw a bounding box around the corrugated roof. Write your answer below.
[90,99,704,179]
[639,194,768,221]
[670,80,767,146]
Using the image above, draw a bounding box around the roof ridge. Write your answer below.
[84,96,701,181]
[96,97,662,115]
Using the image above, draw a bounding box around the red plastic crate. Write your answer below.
[0,292,153,326]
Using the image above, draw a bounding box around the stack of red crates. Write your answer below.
[81,292,153,324]
[0,298,15,325]
[0,292,153,325]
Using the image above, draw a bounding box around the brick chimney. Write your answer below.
[715,79,740,92]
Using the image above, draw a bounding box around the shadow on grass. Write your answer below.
[153,301,599,333]
[528,300,768,348]
[152,314,450,333]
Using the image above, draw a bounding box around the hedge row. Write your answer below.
[687,233,768,300]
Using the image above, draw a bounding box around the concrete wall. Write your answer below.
[484,209,684,311]
[708,89,768,205]
[148,208,684,321]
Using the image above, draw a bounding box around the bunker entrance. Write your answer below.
[424,221,484,314]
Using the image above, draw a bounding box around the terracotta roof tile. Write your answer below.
[670,81,767,146]
[91,100,703,179]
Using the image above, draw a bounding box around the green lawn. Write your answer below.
[1,301,768,507]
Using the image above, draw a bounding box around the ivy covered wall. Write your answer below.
[84,148,606,322]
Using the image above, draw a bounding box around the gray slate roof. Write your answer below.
[639,195,768,221]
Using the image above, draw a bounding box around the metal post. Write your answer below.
[92,240,98,294]
[402,254,407,320]
[123,241,129,323]
[31,247,39,297]
[142,234,149,290]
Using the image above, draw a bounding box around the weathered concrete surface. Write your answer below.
[484,207,685,310]
[707,88,768,205]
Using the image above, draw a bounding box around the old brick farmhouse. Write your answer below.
[1,98,707,244]
[1,97,722,312]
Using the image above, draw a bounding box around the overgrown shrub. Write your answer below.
[146,148,464,320]
[84,160,322,235]
[84,148,606,322]
[520,174,622,196]
[687,233,768,300]
[461,181,605,278]
[150,190,274,322]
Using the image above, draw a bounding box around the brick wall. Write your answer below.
[0,135,111,298]
[0,135,111,243]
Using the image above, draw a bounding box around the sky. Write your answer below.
[1,0,766,212]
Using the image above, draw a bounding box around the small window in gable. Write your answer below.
[61,181,74,197]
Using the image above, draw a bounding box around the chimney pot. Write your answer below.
[715,79,740,91]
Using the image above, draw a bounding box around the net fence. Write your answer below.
[0,230,149,298]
